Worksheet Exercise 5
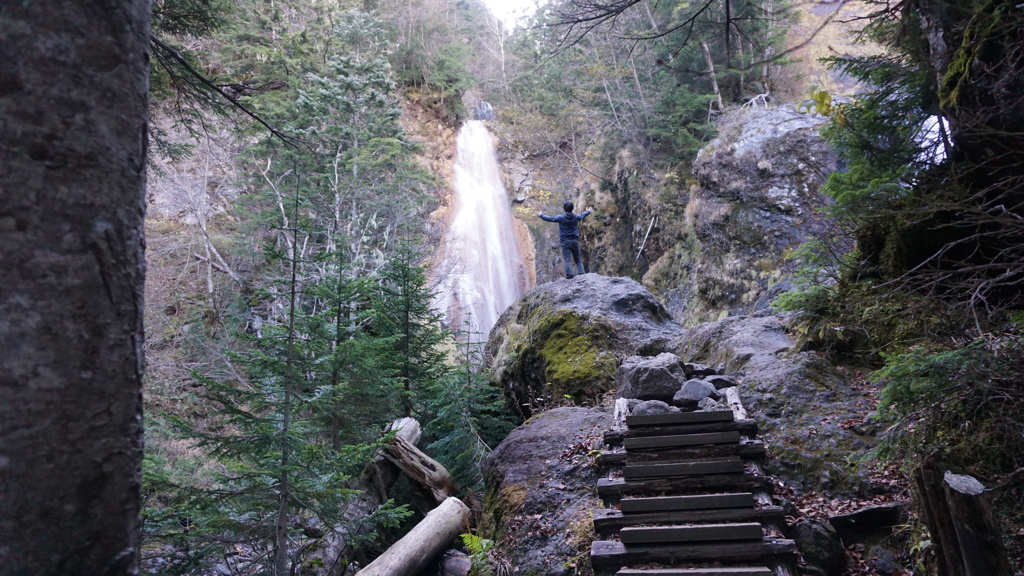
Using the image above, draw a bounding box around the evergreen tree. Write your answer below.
[371,238,452,417]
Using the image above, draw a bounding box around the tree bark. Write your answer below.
[942,471,1012,576]
[701,41,725,111]
[0,2,150,575]
[355,497,470,576]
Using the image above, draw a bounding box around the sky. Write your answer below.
[481,0,542,26]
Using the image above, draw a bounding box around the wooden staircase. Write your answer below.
[590,404,797,576]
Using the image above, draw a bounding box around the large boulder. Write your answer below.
[616,353,688,402]
[643,106,840,324]
[486,274,683,418]
[673,313,885,495]
[480,407,611,576]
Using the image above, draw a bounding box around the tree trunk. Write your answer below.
[0,2,150,574]
[701,41,725,111]
[355,497,470,576]
[942,471,1012,576]
[383,431,458,506]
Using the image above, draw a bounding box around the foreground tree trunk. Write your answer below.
[0,2,150,574]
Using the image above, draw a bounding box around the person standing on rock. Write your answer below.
[538,201,593,279]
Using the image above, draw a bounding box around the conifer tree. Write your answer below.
[372,238,452,417]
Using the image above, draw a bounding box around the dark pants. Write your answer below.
[561,241,585,278]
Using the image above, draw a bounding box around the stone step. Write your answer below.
[591,539,797,572]
[598,475,772,501]
[621,493,755,513]
[624,431,741,451]
[620,523,763,545]
[597,441,767,467]
[606,420,757,445]
[616,568,773,576]
[624,458,746,479]
[593,507,785,536]
[626,411,735,427]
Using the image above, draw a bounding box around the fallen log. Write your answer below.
[383,430,458,506]
[304,418,440,576]
[355,496,470,576]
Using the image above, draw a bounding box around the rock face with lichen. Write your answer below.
[485,274,683,418]
[644,106,840,325]
[481,407,610,576]
[672,312,886,495]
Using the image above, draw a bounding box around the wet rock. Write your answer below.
[792,519,846,576]
[481,407,611,576]
[487,274,684,418]
[672,379,719,409]
[616,353,688,402]
[632,400,679,416]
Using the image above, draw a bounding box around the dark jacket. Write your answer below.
[540,210,592,243]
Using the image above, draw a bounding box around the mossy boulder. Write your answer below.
[486,274,683,418]
[481,407,611,576]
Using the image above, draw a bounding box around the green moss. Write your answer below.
[537,311,619,403]
[497,305,620,414]
[481,478,528,541]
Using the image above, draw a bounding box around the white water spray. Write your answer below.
[434,120,528,340]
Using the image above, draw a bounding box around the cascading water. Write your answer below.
[433,119,528,340]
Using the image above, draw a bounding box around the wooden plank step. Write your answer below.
[593,506,785,536]
[598,442,766,467]
[616,568,773,576]
[626,411,735,427]
[624,458,745,479]
[622,493,754,513]
[606,420,757,445]
[598,475,772,501]
[591,539,797,572]
[621,523,763,544]
[624,431,741,451]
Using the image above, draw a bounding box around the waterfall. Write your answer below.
[434,120,528,340]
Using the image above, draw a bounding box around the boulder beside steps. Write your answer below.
[591,390,796,576]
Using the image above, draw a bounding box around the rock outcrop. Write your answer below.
[644,106,840,324]
[481,407,611,576]
[486,274,682,418]
[673,313,882,494]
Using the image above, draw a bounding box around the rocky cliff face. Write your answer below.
[495,105,839,325]
[644,106,839,325]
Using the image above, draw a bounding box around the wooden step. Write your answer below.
[593,506,785,536]
[598,441,767,467]
[606,420,757,445]
[626,411,735,427]
[621,523,763,545]
[616,568,773,576]
[624,431,741,451]
[591,539,797,572]
[598,475,772,501]
[624,458,745,479]
[621,493,754,513]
